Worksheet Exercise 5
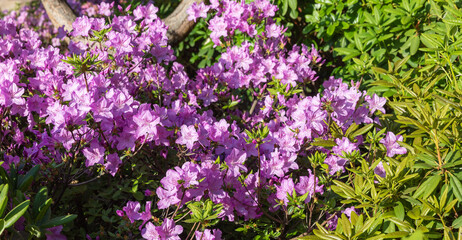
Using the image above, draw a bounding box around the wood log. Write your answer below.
[41,0,203,44]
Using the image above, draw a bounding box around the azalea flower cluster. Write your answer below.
[0,0,407,238]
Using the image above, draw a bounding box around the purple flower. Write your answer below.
[262,149,298,178]
[209,17,227,46]
[91,18,107,31]
[145,189,153,196]
[380,132,407,157]
[325,213,338,231]
[133,105,161,140]
[141,222,160,240]
[122,201,141,223]
[276,178,295,206]
[225,148,247,177]
[156,186,180,209]
[342,206,358,219]
[104,153,121,176]
[98,2,113,16]
[324,155,347,175]
[261,95,274,116]
[157,162,200,209]
[46,226,66,240]
[142,218,183,240]
[176,125,199,150]
[332,137,357,156]
[116,210,124,217]
[82,141,105,167]
[72,16,92,37]
[106,31,133,53]
[0,83,25,107]
[195,229,222,240]
[187,2,210,22]
[366,94,386,114]
[139,201,153,230]
[266,23,283,38]
[134,4,158,21]
[295,170,324,203]
[374,161,386,178]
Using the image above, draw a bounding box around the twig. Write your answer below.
[69,174,102,186]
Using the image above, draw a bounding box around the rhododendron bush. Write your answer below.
[5,0,456,239]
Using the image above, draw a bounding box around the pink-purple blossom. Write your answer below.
[380,132,407,157]
[141,219,183,240]
[176,125,199,150]
[187,2,210,22]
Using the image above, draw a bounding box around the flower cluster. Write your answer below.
[0,0,407,238]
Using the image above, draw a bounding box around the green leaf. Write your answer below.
[36,198,52,223]
[25,224,42,238]
[341,214,352,238]
[4,200,30,228]
[402,0,410,12]
[394,202,405,221]
[403,229,424,240]
[450,174,462,202]
[410,36,420,55]
[383,231,410,238]
[345,123,359,137]
[298,236,323,240]
[394,56,410,72]
[453,216,462,228]
[313,230,345,240]
[0,184,8,217]
[282,0,288,15]
[387,217,412,231]
[288,0,297,11]
[184,218,201,223]
[420,33,443,49]
[32,187,48,218]
[332,180,356,198]
[373,6,381,24]
[443,19,462,26]
[18,165,40,192]
[334,48,361,58]
[354,33,364,52]
[351,124,373,138]
[371,67,388,74]
[378,33,394,42]
[311,139,336,147]
[0,219,4,236]
[413,174,441,199]
[327,24,336,36]
[40,214,77,228]
[188,203,202,220]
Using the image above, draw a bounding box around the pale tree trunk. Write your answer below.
[41,0,203,44]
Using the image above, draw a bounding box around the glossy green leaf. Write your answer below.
[0,219,4,236]
[4,200,30,228]
[0,184,8,217]
[413,174,441,199]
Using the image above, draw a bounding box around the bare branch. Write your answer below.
[41,0,204,44]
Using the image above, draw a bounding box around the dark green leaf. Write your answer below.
[18,165,40,192]
[40,214,77,228]
[0,184,8,217]
[4,200,30,228]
